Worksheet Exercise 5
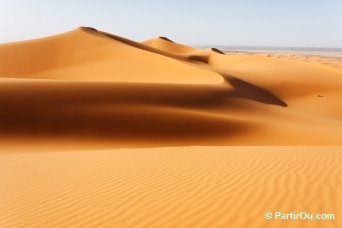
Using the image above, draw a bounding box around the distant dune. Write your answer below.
[0,27,341,228]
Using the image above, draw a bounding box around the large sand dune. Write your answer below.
[0,28,341,227]
[0,27,221,83]
[0,27,341,147]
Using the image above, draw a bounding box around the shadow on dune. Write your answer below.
[0,81,244,146]
[223,75,288,107]
[0,76,286,147]
[82,26,98,32]
[158,36,175,43]
[0,106,247,147]
[188,55,209,64]
[211,48,225,55]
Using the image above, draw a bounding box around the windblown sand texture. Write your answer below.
[0,27,341,227]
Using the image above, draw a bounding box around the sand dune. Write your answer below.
[0,28,342,227]
[0,27,221,83]
[142,36,198,54]
[142,36,225,64]
[0,27,341,146]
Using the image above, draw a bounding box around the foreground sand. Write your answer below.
[0,27,342,227]
[1,147,341,228]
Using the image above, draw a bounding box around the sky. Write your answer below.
[0,0,341,47]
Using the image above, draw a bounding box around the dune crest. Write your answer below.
[158,36,175,42]
[210,47,225,55]
[0,27,222,84]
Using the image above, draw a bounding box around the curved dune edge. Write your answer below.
[0,27,342,146]
[1,147,341,228]
[0,27,223,84]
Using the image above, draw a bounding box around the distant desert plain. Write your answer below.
[0,27,341,227]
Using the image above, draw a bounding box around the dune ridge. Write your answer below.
[0,27,222,83]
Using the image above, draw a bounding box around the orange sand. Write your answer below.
[1,147,341,228]
[0,27,341,227]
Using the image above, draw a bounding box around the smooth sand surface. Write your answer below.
[0,27,342,227]
[1,147,341,228]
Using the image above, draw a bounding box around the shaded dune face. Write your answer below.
[0,77,285,146]
[0,27,341,147]
[0,80,267,146]
[210,48,225,55]
[223,75,287,107]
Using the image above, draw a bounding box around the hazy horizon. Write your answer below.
[0,0,341,48]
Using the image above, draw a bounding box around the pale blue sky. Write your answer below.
[0,0,341,47]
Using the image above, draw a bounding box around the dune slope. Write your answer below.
[0,27,341,147]
[0,27,221,83]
